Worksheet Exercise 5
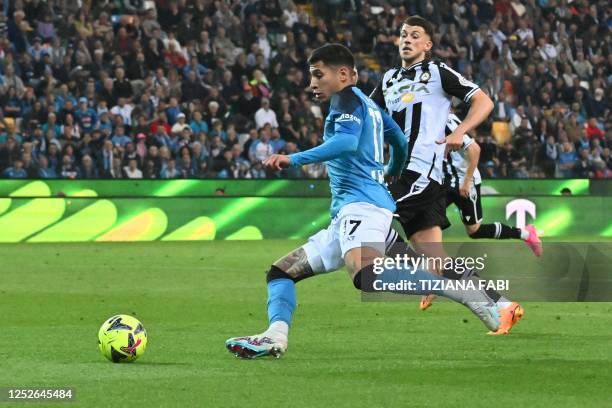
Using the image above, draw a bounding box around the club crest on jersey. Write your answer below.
[419,72,431,82]
[336,113,361,124]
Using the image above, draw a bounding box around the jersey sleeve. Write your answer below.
[288,132,359,166]
[438,62,480,103]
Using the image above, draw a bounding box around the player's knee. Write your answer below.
[410,226,442,243]
[352,264,377,292]
[266,265,294,283]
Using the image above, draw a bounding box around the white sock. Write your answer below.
[520,229,530,240]
[266,321,289,340]
[497,297,513,309]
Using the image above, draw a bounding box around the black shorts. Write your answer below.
[388,170,451,238]
[445,183,483,225]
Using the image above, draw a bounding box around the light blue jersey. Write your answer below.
[290,86,407,217]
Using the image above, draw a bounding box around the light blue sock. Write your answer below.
[267,278,296,326]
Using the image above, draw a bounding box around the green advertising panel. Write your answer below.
[0,179,594,198]
[0,195,608,242]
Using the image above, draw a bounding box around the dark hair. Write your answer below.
[307,43,355,68]
[402,15,435,40]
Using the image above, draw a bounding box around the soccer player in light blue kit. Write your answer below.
[226,44,500,359]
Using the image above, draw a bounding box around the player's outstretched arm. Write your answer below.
[286,106,362,167]
[381,110,408,176]
[287,132,359,167]
[263,130,360,170]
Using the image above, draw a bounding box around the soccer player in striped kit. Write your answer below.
[371,16,529,333]
[444,113,542,254]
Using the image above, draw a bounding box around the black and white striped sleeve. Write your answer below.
[438,62,480,103]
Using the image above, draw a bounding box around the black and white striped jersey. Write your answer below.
[443,113,482,189]
[371,60,480,184]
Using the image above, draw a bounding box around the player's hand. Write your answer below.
[436,130,463,154]
[459,180,472,198]
[263,154,291,171]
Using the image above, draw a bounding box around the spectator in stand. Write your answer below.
[37,155,57,179]
[249,127,274,163]
[575,148,595,178]
[269,128,286,153]
[558,142,578,178]
[2,158,27,178]
[498,142,526,178]
[254,98,278,130]
[124,158,143,179]
[0,1,607,181]
[79,155,98,179]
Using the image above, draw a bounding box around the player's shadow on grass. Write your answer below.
[93,361,191,366]
[136,361,191,366]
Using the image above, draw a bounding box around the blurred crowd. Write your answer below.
[0,0,609,180]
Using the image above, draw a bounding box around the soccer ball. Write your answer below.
[98,314,148,363]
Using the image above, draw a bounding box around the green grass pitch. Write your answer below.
[1,241,611,407]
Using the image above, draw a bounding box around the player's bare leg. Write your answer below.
[226,247,313,359]
[406,225,523,333]
[400,223,525,334]
[410,226,445,275]
[409,226,444,310]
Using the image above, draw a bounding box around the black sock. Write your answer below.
[470,223,522,240]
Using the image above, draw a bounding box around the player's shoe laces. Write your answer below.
[225,333,287,359]
[419,294,436,311]
[524,224,543,257]
[488,302,524,336]
[465,301,500,332]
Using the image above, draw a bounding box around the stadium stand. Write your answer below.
[0,0,609,179]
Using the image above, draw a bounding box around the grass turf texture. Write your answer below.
[1,241,610,407]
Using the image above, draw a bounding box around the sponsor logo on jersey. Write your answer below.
[336,113,362,124]
[385,83,431,103]
[401,93,415,103]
